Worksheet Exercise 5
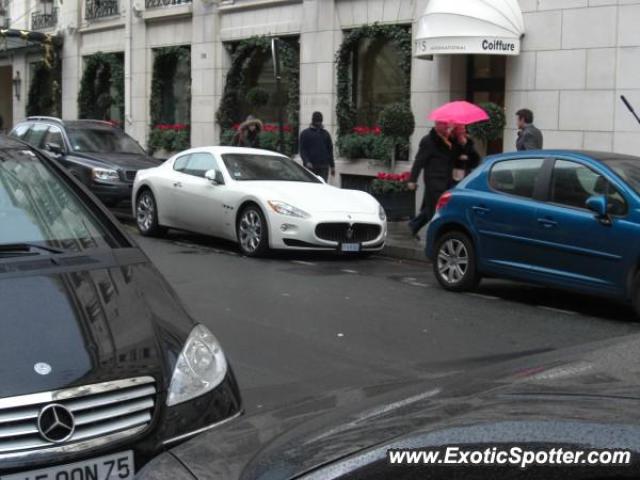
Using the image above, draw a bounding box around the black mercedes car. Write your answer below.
[139,333,640,480]
[0,136,241,478]
[9,117,159,207]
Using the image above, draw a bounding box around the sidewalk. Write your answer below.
[383,221,430,263]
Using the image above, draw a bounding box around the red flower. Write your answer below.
[372,126,382,136]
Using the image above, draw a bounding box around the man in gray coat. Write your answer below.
[516,109,543,151]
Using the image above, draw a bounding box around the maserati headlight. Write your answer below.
[267,200,310,219]
[92,167,120,183]
[379,204,387,221]
[167,325,228,407]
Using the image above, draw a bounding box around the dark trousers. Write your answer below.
[408,188,443,234]
[311,166,330,182]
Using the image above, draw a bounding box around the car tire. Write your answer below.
[433,231,480,292]
[237,205,270,257]
[135,189,167,237]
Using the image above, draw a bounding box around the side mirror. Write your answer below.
[205,169,224,185]
[45,142,64,155]
[586,195,610,223]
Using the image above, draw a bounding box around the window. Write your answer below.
[353,36,408,126]
[489,158,545,199]
[67,127,145,155]
[0,147,113,250]
[24,124,50,148]
[152,46,191,125]
[183,153,219,178]
[221,153,320,183]
[10,124,31,139]
[42,126,64,149]
[173,154,190,173]
[551,160,627,215]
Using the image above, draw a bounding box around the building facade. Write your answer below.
[2,0,640,187]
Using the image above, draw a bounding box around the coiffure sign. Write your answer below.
[415,37,521,57]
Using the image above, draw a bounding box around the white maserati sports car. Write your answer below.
[132,147,387,256]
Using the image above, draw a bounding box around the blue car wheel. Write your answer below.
[433,231,480,292]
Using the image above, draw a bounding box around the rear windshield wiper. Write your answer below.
[0,243,67,257]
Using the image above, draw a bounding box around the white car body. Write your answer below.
[132,146,387,253]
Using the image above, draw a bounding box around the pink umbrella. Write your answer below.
[428,101,489,125]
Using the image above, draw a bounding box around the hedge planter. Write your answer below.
[374,190,416,221]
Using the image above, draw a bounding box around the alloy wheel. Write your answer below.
[437,238,469,285]
[137,192,154,233]
[239,209,262,253]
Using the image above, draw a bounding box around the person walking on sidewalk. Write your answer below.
[233,115,263,148]
[515,109,543,151]
[300,111,335,182]
[407,122,457,238]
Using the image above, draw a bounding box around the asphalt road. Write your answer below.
[126,225,640,414]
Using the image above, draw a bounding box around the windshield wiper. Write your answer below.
[0,243,67,257]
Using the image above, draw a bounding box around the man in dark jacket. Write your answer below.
[515,108,543,151]
[408,122,457,237]
[300,112,335,181]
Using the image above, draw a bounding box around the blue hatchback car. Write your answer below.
[426,150,640,314]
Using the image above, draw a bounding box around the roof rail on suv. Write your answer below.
[26,116,64,124]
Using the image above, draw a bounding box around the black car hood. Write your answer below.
[156,334,640,480]
[72,152,160,170]
[0,251,193,399]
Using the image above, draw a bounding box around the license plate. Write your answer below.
[2,451,134,480]
[340,243,361,252]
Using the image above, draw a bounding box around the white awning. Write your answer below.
[415,0,525,58]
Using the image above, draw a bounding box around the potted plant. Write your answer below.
[379,103,415,170]
[371,171,415,221]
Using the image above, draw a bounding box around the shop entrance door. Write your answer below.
[465,55,505,154]
[0,66,13,133]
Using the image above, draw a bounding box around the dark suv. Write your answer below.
[0,135,241,478]
[10,117,159,207]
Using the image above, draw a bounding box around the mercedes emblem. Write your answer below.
[37,404,75,444]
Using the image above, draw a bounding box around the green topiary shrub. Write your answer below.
[468,102,506,143]
[245,87,270,109]
[379,103,415,167]
[379,103,415,140]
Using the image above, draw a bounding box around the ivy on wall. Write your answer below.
[148,46,191,153]
[27,60,61,118]
[335,23,412,139]
[77,52,124,121]
[216,35,300,155]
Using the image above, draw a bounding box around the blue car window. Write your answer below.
[551,160,626,215]
[489,158,544,199]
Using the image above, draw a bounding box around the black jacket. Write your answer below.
[300,126,334,168]
[410,129,457,194]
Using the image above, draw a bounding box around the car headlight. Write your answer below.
[267,200,310,219]
[379,204,387,221]
[92,167,120,183]
[167,325,228,407]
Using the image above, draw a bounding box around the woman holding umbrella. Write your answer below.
[408,101,486,238]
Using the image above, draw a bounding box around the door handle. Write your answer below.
[537,218,558,228]
[472,206,491,215]
[173,182,182,188]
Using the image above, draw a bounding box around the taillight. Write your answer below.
[436,191,452,211]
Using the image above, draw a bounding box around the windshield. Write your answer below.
[0,147,115,253]
[67,127,146,155]
[221,153,321,183]
[602,158,640,195]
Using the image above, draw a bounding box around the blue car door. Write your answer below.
[532,158,630,295]
[470,157,549,275]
